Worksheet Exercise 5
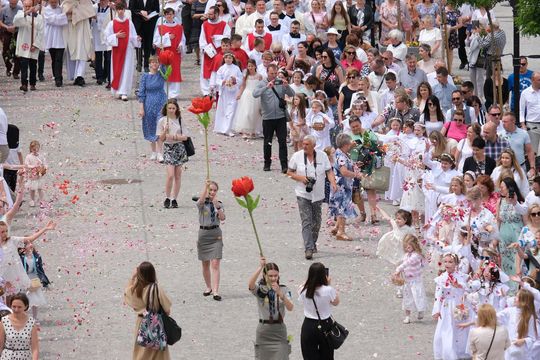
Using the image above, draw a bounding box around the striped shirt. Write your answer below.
[479,29,506,56]
[396,252,425,280]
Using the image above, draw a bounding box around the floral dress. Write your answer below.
[329,149,357,219]
[415,2,439,21]
[445,8,461,49]
[498,199,523,293]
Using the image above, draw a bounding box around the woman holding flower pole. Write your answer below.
[197,179,225,301]
[248,256,294,359]
[157,99,190,209]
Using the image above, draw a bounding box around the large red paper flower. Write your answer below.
[158,49,175,66]
[188,96,214,115]
[231,176,254,197]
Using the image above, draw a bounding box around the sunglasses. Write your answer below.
[382,57,389,60]
[454,118,464,122]
[520,63,527,66]
[347,75,357,79]
[347,52,355,55]
[490,112,501,116]
[479,256,490,261]
[452,97,461,101]
[531,212,540,217]
[427,102,435,106]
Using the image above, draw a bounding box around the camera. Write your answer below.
[305,177,316,192]
[274,78,283,85]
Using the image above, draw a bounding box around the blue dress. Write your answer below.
[138,72,166,142]
[329,149,357,218]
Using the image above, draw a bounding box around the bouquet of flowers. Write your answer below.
[440,204,466,223]
[453,302,469,321]
[386,140,402,161]
[351,131,387,175]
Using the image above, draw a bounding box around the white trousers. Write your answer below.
[66,51,87,80]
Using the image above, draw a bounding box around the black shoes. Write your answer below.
[97,80,103,85]
[213,295,222,301]
[105,82,111,89]
[305,249,313,260]
[281,168,288,174]
[171,199,178,208]
[30,85,36,91]
[19,85,27,92]
[263,165,271,171]
[38,74,44,82]
[6,70,11,77]
[459,63,469,70]
[164,198,171,208]
[55,81,63,87]
[164,199,178,208]
[73,76,85,87]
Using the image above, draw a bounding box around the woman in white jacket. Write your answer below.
[466,24,485,100]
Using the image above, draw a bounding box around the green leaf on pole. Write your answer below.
[253,195,260,209]
[235,197,248,208]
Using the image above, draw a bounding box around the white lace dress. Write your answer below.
[23,255,47,307]
[0,237,30,295]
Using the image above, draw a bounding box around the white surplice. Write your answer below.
[213,63,243,134]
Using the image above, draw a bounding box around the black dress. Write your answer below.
[483,77,509,110]
[190,0,208,47]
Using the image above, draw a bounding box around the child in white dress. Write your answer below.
[289,93,308,151]
[233,59,262,138]
[213,53,243,136]
[306,99,334,151]
[21,243,48,321]
[24,140,47,207]
[377,208,415,265]
[432,253,472,360]
[394,234,427,324]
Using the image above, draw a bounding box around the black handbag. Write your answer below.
[156,285,182,345]
[312,298,349,350]
[180,121,195,157]
[271,86,287,110]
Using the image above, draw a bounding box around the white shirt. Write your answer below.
[418,28,442,59]
[0,108,8,146]
[248,49,263,66]
[43,5,67,50]
[298,285,336,319]
[515,190,540,215]
[281,32,306,56]
[427,71,455,88]
[288,149,331,202]
[519,86,540,124]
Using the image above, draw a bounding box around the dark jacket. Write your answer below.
[129,0,160,33]
[463,155,496,176]
[19,251,50,287]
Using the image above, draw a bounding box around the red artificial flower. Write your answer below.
[188,96,214,115]
[158,50,175,66]
[231,176,254,197]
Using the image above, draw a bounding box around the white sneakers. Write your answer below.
[157,153,164,163]
[403,316,410,324]
[396,289,403,298]
[150,152,157,160]
[392,200,400,206]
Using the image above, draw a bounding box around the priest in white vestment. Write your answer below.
[43,0,67,87]
[63,0,94,86]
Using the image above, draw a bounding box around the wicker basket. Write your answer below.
[391,272,405,286]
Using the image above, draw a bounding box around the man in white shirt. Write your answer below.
[287,135,336,259]
[266,11,284,43]
[427,60,455,88]
[281,19,304,55]
[281,0,304,33]
[246,0,267,30]
[367,58,392,93]
[234,0,255,39]
[378,72,399,110]
[481,105,504,135]
[43,0,67,87]
[445,90,476,124]
[520,72,540,154]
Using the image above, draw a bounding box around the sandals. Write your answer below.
[330,227,338,236]
[336,233,352,241]
[359,212,367,222]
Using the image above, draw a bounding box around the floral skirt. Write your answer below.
[329,187,357,218]
[163,142,188,166]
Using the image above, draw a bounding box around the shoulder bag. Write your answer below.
[362,166,390,191]
[155,284,182,345]
[180,120,195,157]
[312,298,349,350]
[136,284,168,350]
[271,86,288,111]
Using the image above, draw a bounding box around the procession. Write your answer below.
[1,0,540,358]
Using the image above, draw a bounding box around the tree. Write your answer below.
[515,0,540,36]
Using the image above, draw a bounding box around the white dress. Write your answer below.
[376,221,415,265]
[233,74,262,134]
[213,63,243,135]
[432,271,472,360]
[0,237,30,295]
[467,279,508,313]
[456,138,473,172]
[491,166,530,199]
[23,255,47,307]
[422,150,461,224]
[378,130,401,200]
[306,109,335,151]
[387,133,416,202]
[497,306,536,360]
[400,136,426,212]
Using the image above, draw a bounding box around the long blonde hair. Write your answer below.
[516,289,538,339]
[498,149,524,179]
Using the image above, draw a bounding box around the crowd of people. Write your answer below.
[3,0,540,358]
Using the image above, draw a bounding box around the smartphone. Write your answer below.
[325,268,329,276]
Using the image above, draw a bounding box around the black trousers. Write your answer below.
[3,169,17,193]
[139,24,156,69]
[301,317,334,360]
[458,27,468,65]
[1,30,19,74]
[181,5,192,47]
[48,48,64,83]
[94,50,111,82]
[262,118,288,168]
[19,57,37,86]
[37,50,45,76]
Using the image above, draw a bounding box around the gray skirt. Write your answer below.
[197,227,223,261]
[254,323,290,360]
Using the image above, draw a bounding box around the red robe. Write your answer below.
[156,24,184,82]
[202,20,227,79]
[246,32,272,51]
[231,47,249,70]
[111,19,129,90]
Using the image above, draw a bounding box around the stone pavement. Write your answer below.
[0,3,538,359]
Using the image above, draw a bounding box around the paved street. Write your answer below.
[0,3,538,359]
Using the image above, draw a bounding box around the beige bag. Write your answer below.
[362,166,390,191]
[29,278,42,292]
